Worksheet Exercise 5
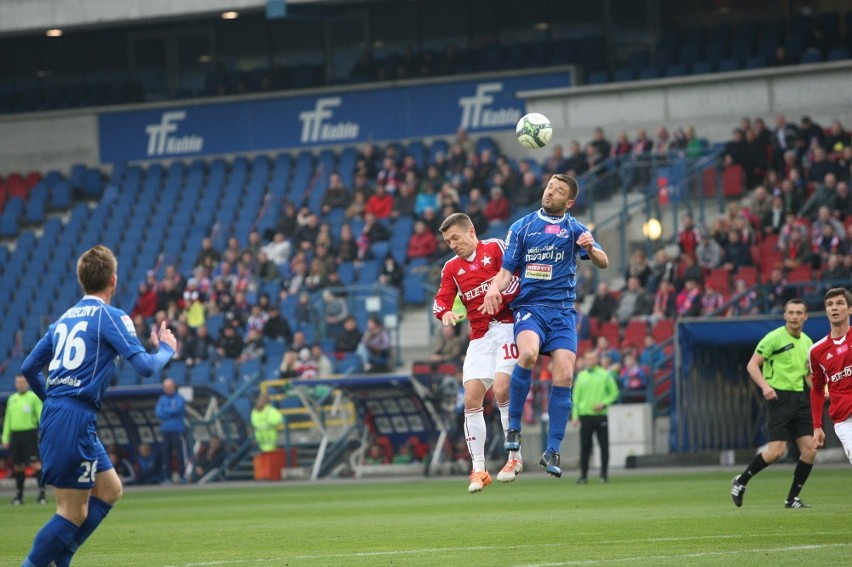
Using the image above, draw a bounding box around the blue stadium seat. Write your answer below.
[827,47,850,61]
[690,61,714,75]
[214,358,237,392]
[744,56,766,70]
[638,66,660,80]
[188,361,212,385]
[612,68,636,82]
[799,50,823,64]
[586,70,609,84]
[717,58,741,72]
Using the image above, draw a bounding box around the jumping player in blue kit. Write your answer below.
[482,174,608,478]
[19,245,176,567]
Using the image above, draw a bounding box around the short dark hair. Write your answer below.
[439,212,473,233]
[784,298,807,311]
[551,173,579,201]
[77,245,117,294]
[825,287,852,307]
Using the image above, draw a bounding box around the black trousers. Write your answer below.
[579,414,610,478]
[161,431,187,479]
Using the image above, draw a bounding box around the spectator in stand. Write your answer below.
[588,281,618,323]
[675,277,702,318]
[134,442,164,485]
[336,224,359,264]
[812,222,843,270]
[761,190,787,235]
[156,277,182,314]
[832,181,850,220]
[806,146,841,185]
[696,231,723,272]
[584,143,605,171]
[378,254,404,289]
[677,213,702,259]
[542,144,568,177]
[762,266,796,313]
[413,182,439,219]
[747,186,773,225]
[448,142,468,175]
[824,119,851,155]
[773,113,800,159]
[215,319,245,359]
[564,141,588,176]
[407,220,438,262]
[819,253,851,291]
[779,226,812,270]
[610,131,632,161]
[700,280,726,316]
[364,183,394,219]
[721,229,753,274]
[293,291,316,329]
[464,194,490,236]
[194,237,221,270]
[390,178,416,220]
[183,324,214,365]
[638,334,665,372]
[618,351,649,401]
[294,212,321,249]
[322,289,348,337]
[344,190,366,219]
[240,328,266,362]
[278,331,309,377]
[484,185,511,225]
[362,212,391,245]
[593,335,621,365]
[614,276,654,326]
[190,436,225,483]
[335,316,362,354]
[131,281,159,321]
[590,127,611,159]
[292,347,318,381]
[429,324,466,363]
[624,249,653,288]
[376,156,401,190]
[676,253,704,290]
[777,178,805,216]
[303,258,330,294]
[647,248,677,293]
[357,315,391,372]
[471,148,495,190]
[513,170,541,209]
[320,173,350,215]
[263,305,293,344]
[729,279,759,316]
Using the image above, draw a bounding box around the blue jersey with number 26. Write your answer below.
[27,295,146,409]
[502,209,600,308]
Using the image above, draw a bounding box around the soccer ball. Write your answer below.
[516,112,553,149]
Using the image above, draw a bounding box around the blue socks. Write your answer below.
[547,386,573,454]
[22,514,79,567]
[508,366,533,431]
[54,497,113,567]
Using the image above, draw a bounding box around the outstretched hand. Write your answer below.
[479,284,503,315]
[151,321,177,351]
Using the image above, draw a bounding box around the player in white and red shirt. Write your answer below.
[810,287,852,464]
[433,213,521,492]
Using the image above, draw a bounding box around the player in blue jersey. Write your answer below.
[19,245,176,567]
[482,174,608,478]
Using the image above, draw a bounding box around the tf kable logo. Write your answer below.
[145,111,204,157]
[458,82,521,130]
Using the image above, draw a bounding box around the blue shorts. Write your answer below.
[39,397,112,489]
[513,305,578,355]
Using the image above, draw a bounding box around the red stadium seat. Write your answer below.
[622,320,648,352]
[598,321,621,347]
[651,318,674,343]
[701,167,718,197]
[736,265,758,288]
[722,165,744,198]
[787,264,812,283]
[706,267,731,295]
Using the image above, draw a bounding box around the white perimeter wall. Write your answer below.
[1,61,851,177]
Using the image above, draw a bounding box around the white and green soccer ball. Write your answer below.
[515,112,553,149]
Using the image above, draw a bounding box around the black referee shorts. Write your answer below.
[9,429,40,465]
[766,389,812,442]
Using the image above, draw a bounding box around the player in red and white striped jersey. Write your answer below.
[433,213,521,492]
[810,287,852,464]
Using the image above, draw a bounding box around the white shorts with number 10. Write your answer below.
[462,322,518,389]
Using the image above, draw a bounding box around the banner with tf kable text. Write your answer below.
[97,69,572,163]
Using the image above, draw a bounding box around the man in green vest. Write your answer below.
[251,393,283,452]
[731,298,815,509]
[571,350,620,484]
[3,375,46,505]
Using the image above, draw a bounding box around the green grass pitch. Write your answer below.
[3,467,851,566]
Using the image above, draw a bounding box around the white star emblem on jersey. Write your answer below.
[481,255,492,266]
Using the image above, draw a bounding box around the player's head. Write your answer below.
[77,245,117,296]
[14,374,29,393]
[782,298,808,331]
[440,213,478,259]
[541,174,579,214]
[824,288,852,323]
